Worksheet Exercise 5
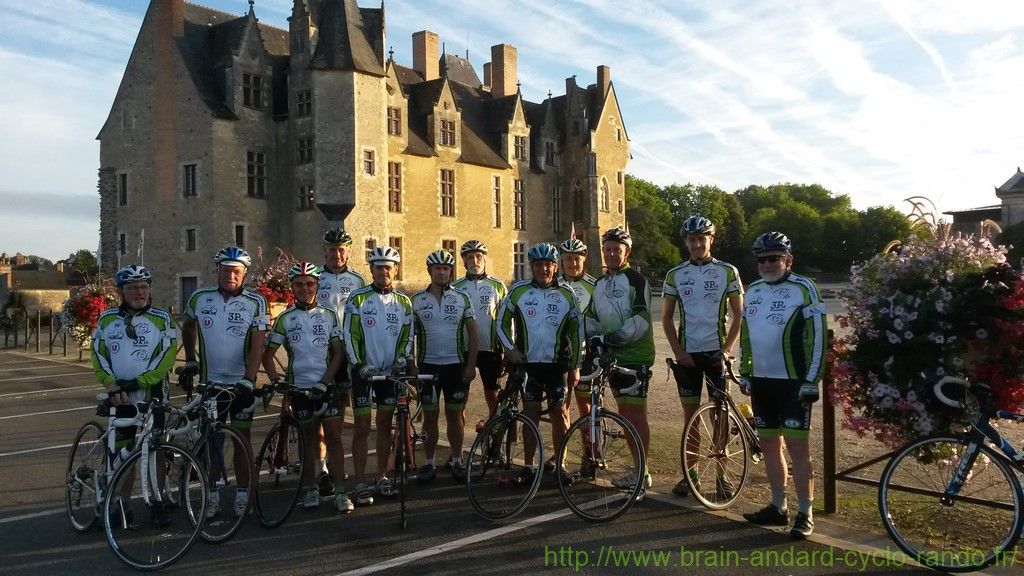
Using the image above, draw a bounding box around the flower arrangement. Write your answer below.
[60,277,119,350]
[830,223,1024,447]
[250,247,295,306]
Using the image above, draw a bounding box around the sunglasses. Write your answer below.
[756,255,785,264]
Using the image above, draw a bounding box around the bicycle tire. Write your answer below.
[196,422,254,543]
[104,443,208,571]
[879,434,1023,572]
[557,410,645,523]
[681,402,749,510]
[396,409,409,529]
[66,422,105,533]
[253,416,306,528]
[465,413,543,521]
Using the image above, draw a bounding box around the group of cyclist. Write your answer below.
[92,216,826,539]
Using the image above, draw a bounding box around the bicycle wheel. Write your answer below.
[681,402,749,510]
[66,422,105,532]
[395,410,409,529]
[879,435,1023,572]
[253,416,305,528]
[557,410,645,522]
[104,443,208,571]
[465,413,543,520]
[196,423,254,543]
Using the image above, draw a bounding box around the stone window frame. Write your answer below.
[183,226,198,252]
[118,231,127,256]
[117,171,129,207]
[387,106,402,136]
[233,222,247,248]
[298,185,315,211]
[513,179,525,230]
[388,161,402,212]
[617,199,624,214]
[440,168,456,217]
[177,273,200,315]
[492,175,502,228]
[181,161,199,198]
[600,177,610,213]
[513,135,528,161]
[513,241,527,281]
[544,140,556,168]
[296,90,312,117]
[362,149,376,176]
[364,237,377,263]
[388,236,403,280]
[439,119,457,147]
[242,73,264,111]
[246,150,266,199]
[442,238,458,276]
[298,137,314,165]
[552,185,562,234]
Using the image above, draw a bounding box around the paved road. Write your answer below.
[0,348,1002,575]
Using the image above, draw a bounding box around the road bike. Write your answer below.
[677,357,763,510]
[878,375,1024,573]
[251,381,330,528]
[556,356,647,522]
[368,371,436,528]
[168,371,255,543]
[101,395,209,571]
[465,369,544,521]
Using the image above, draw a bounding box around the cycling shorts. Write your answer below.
[750,377,812,439]
[609,364,650,404]
[351,374,397,417]
[419,363,469,410]
[670,350,726,405]
[476,351,504,391]
[522,362,567,412]
[210,384,256,429]
[291,385,342,423]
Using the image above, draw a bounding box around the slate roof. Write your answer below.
[996,168,1024,195]
[440,53,482,87]
[309,0,386,75]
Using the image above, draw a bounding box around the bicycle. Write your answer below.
[556,356,647,522]
[676,356,763,510]
[465,369,545,521]
[168,371,256,543]
[878,375,1024,573]
[368,370,436,529]
[251,381,328,528]
[101,395,209,571]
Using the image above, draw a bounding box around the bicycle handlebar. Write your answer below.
[933,375,973,408]
[368,374,437,383]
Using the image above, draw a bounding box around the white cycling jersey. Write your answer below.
[317,266,366,329]
[92,306,177,390]
[496,279,583,367]
[740,272,827,382]
[451,275,506,353]
[343,285,414,371]
[561,273,597,316]
[662,258,742,353]
[411,286,476,365]
[267,304,342,389]
[185,287,269,384]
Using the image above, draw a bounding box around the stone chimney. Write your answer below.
[156,0,184,37]
[55,261,65,274]
[490,43,517,98]
[412,31,439,81]
[482,62,492,90]
[597,65,611,97]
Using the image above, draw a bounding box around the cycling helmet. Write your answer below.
[115,264,152,287]
[214,246,252,268]
[752,231,792,254]
[559,238,588,255]
[425,250,456,266]
[460,240,488,255]
[601,226,632,247]
[527,243,559,263]
[681,215,715,236]
[288,261,321,280]
[323,227,353,246]
[367,246,401,265]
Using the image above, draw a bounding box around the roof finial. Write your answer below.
[388,46,394,61]
[249,0,254,8]
[547,89,552,100]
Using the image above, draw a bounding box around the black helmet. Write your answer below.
[752,231,792,254]
[681,215,715,236]
[601,226,632,247]
[323,228,353,246]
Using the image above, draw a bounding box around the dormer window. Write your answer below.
[544,141,556,167]
[514,136,527,161]
[388,107,402,136]
[243,73,264,110]
[440,119,456,147]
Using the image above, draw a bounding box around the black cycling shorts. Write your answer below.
[291,385,342,423]
[419,363,469,410]
[522,362,568,412]
[670,350,725,405]
[476,351,504,391]
[750,377,812,439]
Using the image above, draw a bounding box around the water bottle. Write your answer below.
[112,445,132,469]
[738,403,755,427]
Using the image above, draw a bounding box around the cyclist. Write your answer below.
[496,242,583,485]
[92,264,177,481]
[343,246,415,503]
[739,231,827,540]
[452,240,507,417]
[411,250,478,483]
[662,215,743,498]
[314,227,366,496]
[263,262,352,514]
[181,246,268,517]
[584,227,656,496]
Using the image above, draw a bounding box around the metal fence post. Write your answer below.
[822,329,837,514]
[35,310,41,353]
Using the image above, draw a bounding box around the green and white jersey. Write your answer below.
[585,265,656,366]
[560,273,597,316]
[267,304,342,389]
[317,266,366,330]
[451,275,506,353]
[662,258,743,353]
[343,285,414,371]
[411,286,476,365]
[92,305,177,390]
[185,288,270,384]
[496,279,582,368]
[740,272,828,382]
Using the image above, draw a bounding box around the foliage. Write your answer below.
[70,249,99,278]
[249,247,295,305]
[997,221,1024,266]
[624,175,678,277]
[830,233,1024,447]
[60,277,119,350]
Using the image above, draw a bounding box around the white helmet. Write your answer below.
[367,246,401,265]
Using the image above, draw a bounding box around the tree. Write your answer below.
[998,222,1024,268]
[624,175,677,280]
[853,207,914,264]
[71,249,99,277]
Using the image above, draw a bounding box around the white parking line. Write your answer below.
[0,384,98,399]
[0,364,90,373]
[0,372,91,384]
[4,351,91,369]
[0,508,65,525]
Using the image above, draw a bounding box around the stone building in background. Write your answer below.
[98,0,630,310]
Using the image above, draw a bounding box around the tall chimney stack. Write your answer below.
[412,31,439,81]
[490,43,517,98]
[483,62,492,90]
[597,65,611,97]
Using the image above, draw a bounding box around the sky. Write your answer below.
[1,0,1023,261]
